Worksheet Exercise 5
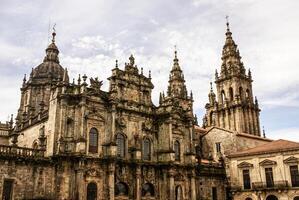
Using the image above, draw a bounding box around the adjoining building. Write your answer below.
[227,139,299,200]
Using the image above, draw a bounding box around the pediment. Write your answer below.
[283,156,299,164]
[237,161,253,168]
[259,159,277,166]
[86,112,105,122]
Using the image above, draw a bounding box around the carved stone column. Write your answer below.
[77,159,85,200]
[108,163,115,200]
[190,170,196,200]
[136,165,141,200]
[169,168,175,200]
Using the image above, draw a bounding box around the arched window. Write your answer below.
[229,87,234,101]
[89,128,98,153]
[209,112,214,125]
[87,182,97,200]
[294,197,299,200]
[221,90,226,103]
[174,140,180,161]
[175,185,182,200]
[246,89,250,99]
[142,138,151,161]
[266,195,278,200]
[142,183,155,197]
[239,87,243,100]
[116,134,125,158]
[115,182,129,196]
[32,141,38,149]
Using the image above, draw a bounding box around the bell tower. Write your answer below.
[203,19,261,136]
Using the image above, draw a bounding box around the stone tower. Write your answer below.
[203,20,261,136]
[157,49,196,163]
[16,31,68,129]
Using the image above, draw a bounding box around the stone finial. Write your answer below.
[115,59,118,68]
[129,54,135,66]
[263,126,266,138]
[78,74,81,85]
[22,74,26,85]
[82,74,87,83]
[149,70,151,79]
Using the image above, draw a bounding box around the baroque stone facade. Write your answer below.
[0,21,298,200]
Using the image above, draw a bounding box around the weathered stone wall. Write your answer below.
[0,159,55,200]
[201,127,271,161]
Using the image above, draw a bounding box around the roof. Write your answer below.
[228,139,299,158]
[194,125,207,135]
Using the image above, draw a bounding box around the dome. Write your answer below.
[30,31,67,81]
[32,62,65,80]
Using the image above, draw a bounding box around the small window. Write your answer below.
[89,128,98,153]
[215,142,221,153]
[142,138,151,161]
[116,134,125,158]
[174,140,180,161]
[239,87,243,100]
[243,169,251,189]
[2,179,13,200]
[212,187,217,200]
[221,91,226,103]
[87,182,97,200]
[229,87,234,101]
[175,185,182,200]
[265,167,274,188]
[290,165,299,187]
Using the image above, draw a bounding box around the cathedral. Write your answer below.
[0,21,298,200]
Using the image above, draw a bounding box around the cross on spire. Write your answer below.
[226,15,230,31]
[52,24,56,43]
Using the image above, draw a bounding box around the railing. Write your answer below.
[252,181,289,190]
[0,144,45,158]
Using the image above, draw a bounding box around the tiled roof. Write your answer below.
[228,139,299,158]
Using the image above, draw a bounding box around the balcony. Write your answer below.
[0,144,45,158]
[252,181,289,190]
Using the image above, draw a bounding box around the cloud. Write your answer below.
[0,0,299,142]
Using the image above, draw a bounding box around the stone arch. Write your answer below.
[32,140,39,149]
[266,195,278,200]
[221,90,226,103]
[246,89,250,99]
[115,182,129,196]
[175,185,183,200]
[87,182,97,200]
[141,182,155,197]
[239,87,243,100]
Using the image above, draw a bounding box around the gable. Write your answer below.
[283,156,299,164]
[237,161,253,168]
[259,159,277,166]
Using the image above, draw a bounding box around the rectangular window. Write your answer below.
[2,179,13,200]
[212,187,217,200]
[290,165,299,187]
[216,143,221,153]
[242,169,251,189]
[265,167,274,188]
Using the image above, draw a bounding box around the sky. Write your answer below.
[0,0,299,141]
